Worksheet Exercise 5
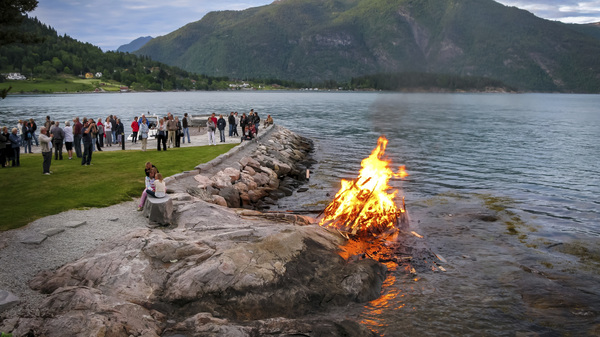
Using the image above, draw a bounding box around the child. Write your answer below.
[138,167,156,211]
[152,173,166,198]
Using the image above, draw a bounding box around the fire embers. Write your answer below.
[319,136,408,238]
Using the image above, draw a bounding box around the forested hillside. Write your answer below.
[135,0,600,92]
[0,17,228,91]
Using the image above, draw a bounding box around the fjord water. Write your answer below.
[1,92,599,334]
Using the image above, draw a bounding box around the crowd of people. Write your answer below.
[205,109,273,145]
[0,109,273,175]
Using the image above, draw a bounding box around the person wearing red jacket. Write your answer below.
[131,117,140,144]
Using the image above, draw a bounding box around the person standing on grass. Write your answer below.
[140,116,149,151]
[104,117,112,147]
[51,121,64,160]
[30,118,39,146]
[96,118,104,149]
[73,117,83,158]
[182,113,191,143]
[2,126,12,167]
[63,121,74,160]
[81,118,93,166]
[0,128,7,168]
[9,128,21,167]
[21,121,32,154]
[131,117,139,144]
[157,118,167,151]
[39,127,53,175]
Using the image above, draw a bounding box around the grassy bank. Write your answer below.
[0,144,236,231]
[1,75,124,94]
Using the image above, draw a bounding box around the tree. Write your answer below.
[1,0,38,98]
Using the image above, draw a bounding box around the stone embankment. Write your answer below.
[171,125,315,211]
[1,126,385,337]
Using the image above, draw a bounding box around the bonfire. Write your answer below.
[319,136,408,238]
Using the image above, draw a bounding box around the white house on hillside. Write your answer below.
[6,73,26,80]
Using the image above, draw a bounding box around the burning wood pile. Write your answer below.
[319,136,408,238]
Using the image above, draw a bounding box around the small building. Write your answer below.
[6,73,26,80]
[120,86,129,92]
[85,72,94,79]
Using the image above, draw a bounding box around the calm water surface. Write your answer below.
[1,91,599,335]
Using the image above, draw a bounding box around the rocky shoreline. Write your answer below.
[0,126,386,337]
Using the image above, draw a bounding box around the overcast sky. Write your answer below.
[31,0,600,51]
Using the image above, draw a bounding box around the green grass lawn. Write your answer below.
[0,144,236,231]
[1,76,124,94]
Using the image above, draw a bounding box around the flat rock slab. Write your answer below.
[0,290,19,312]
[40,228,65,237]
[20,233,47,245]
[64,220,87,228]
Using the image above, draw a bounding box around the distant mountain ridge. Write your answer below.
[117,36,153,53]
[135,0,600,92]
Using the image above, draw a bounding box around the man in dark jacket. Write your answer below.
[73,117,83,158]
[217,114,227,142]
[51,121,65,160]
[228,112,235,137]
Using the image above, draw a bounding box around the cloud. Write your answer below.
[496,0,600,23]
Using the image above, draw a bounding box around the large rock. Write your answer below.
[194,174,213,188]
[14,209,386,336]
[219,186,241,208]
[142,195,173,226]
[0,290,19,312]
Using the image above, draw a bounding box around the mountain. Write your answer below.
[135,0,600,92]
[116,36,153,53]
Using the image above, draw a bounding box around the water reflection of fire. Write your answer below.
[319,136,408,238]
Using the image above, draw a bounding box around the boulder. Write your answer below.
[0,290,19,313]
[223,167,241,182]
[240,156,261,169]
[194,174,213,189]
[143,195,173,226]
[212,195,228,207]
[242,166,256,176]
[253,172,270,186]
[219,187,241,208]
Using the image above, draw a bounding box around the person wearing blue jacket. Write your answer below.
[9,128,21,167]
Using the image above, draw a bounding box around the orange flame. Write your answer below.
[319,136,408,237]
